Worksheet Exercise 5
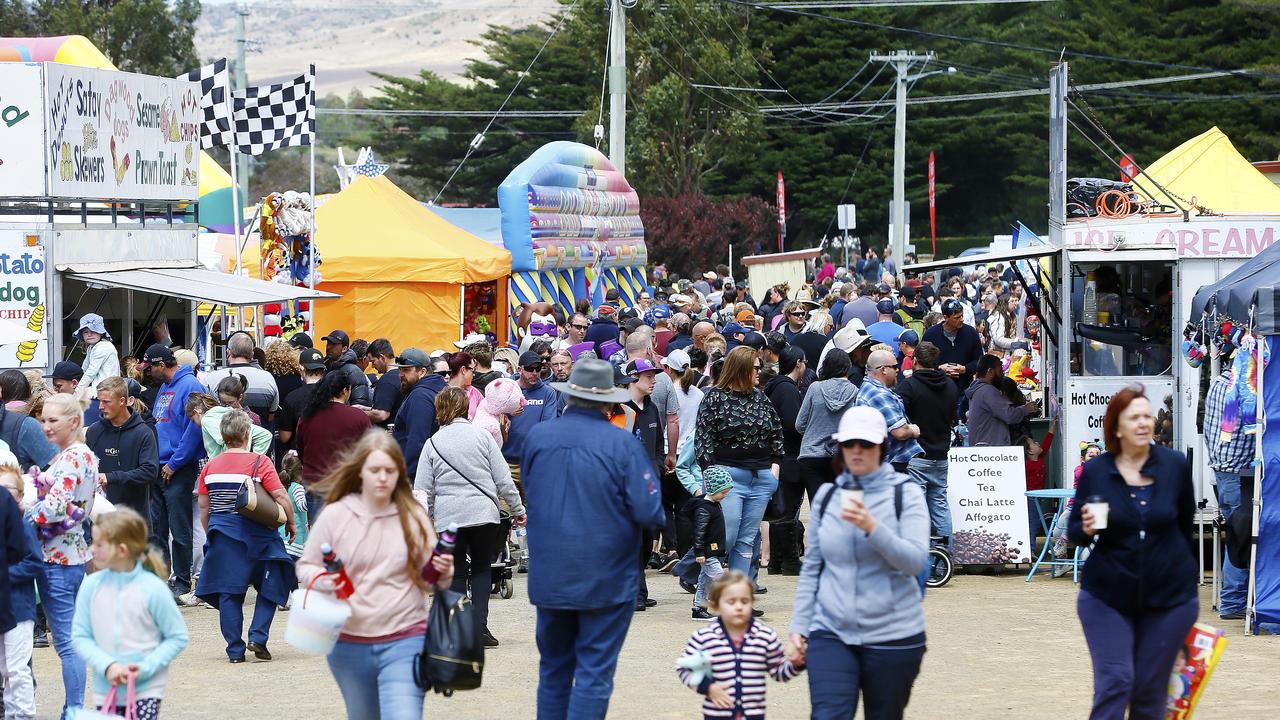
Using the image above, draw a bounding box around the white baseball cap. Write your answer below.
[832,406,888,445]
[661,348,691,372]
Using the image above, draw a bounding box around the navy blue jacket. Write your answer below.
[0,489,30,632]
[87,410,159,515]
[585,317,620,356]
[393,373,447,477]
[922,322,984,392]
[7,513,41,623]
[523,407,665,609]
[1068,445,1198,613]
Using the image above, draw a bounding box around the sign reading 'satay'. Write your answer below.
[44,64,200,201]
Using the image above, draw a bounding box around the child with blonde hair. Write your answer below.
[0,464,42,720]
[71,508,189,718]
[677,570,800,718]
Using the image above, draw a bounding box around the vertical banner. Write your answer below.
[928,151,937,255]
[776,170,786,253]
[1119,153,1137,182]
[0,64,46,198]
[0,231,47,369]
[947,447,1031,565]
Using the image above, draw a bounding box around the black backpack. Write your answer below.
[414,589,484,696]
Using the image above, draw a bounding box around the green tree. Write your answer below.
[0,0,34,34]
[25,0,201,76]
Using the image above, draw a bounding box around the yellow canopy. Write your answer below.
[1133,127,1280,213]
[315,175,511,283]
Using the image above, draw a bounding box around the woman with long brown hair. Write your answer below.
[297,431,454,720]
[693,346,784,584]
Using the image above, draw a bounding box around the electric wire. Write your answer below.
[431,0,582,204]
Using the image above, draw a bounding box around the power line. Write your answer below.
[320,108,586,117]
[725,0,1280,79]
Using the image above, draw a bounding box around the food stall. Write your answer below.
[0,61,331,368]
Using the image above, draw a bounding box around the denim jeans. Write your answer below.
[327,635,425,720]
[693,556,725,609]
[217,592,278,660]
[1078,589,1199,720]
[1214,470,1247,615]
[192,499,206,583]
[536,602,634,720]
[0,620,35,720]
[149,463,196,592]
[906,457,951,538]
[306,490,326,528]
[806,629,926,720]
[672,547,701,586]
[721,467,778,574]
[34,563,86,720]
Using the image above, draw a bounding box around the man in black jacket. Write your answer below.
[321,329,372,407]
[87,376,160,519]
[763,347,807,575]
[922,299,984,395]
[896,342,959,543]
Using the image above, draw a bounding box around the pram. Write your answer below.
[490,511,517,599]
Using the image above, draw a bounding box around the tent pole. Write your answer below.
[1247,335,1265,635]
[459,285,465,342]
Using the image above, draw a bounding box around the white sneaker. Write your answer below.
[176,592,202,607]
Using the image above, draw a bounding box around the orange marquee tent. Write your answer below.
[312,176,511,351]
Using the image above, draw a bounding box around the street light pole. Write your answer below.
[608,0,627,174]
[871,51,954,268]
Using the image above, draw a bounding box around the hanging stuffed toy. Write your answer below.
[1181,339,1206,369]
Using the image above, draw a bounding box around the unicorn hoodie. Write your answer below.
[473,377,526,448]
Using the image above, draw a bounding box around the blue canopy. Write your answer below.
[1189,241,1280,329]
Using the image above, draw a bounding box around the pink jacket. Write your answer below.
[296,494,432,638]
[473,377,526,447]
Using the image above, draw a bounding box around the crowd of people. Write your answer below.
[0,248,1214,719]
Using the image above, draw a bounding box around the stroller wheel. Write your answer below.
[500,578,515,599]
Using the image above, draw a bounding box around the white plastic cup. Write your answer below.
[284,587,352,655]
[841,488,865,516]
[1087,500,1110,530]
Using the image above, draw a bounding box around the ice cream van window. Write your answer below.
[1069,262,1173,377]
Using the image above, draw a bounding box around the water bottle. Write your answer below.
[319,543,356,600]
[422,523,458,587]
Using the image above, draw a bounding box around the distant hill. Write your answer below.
[195,0,559,97]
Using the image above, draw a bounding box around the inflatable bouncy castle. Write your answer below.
[0,35,238,232]
[498,142,647,345]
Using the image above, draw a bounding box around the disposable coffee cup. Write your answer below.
[1086,495,1109,530]
[841,488,864,514]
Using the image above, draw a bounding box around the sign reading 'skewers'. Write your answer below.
[43,64,199,201]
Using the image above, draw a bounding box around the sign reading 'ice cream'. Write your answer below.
[947,447,1031,565]
[43,64,200,201]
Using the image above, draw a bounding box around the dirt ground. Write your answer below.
[31,568,1277,719]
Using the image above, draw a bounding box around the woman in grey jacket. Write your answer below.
[795,351,858,502]
[788,406,929,720]
[414,387,525,648]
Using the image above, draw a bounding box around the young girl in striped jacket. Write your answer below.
[676,571,802,718]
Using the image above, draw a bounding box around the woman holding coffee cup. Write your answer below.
[787,405,930,718]
[1067,385,1198,720]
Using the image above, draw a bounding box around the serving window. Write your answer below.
[1069,261,1173,377]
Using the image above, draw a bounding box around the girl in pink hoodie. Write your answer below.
[473,377,526,448]
[296,430,454,719]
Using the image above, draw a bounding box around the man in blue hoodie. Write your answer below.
[392,348,447,477]
[504,351,562,469]
[141,343,205,600]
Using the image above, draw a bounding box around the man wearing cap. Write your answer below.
[867,298,905,349]
[525,358,665,719]
[895,286,926,336]
[896,341,958,544]
[49,361,102,428]
[855,349,922,474]
[276,348,329,450]
[393,348,448,477]
[320,330,372,408]
[365,339,402,427]
[504,351,563,471]
[624,358,665,611]
[923,299,985,395]
[87,376,158,519]
[201,332,280,426]
[286,332,314,350]
[896,329,920,375]
[142,343,206,600]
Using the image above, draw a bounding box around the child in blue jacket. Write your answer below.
[1,464,43,720]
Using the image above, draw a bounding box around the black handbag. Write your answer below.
[414,589,484,696]
[762,457,804,523]
[235,455,285,529]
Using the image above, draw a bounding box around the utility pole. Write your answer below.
[607,0,626,174]
[234,3,252,196]
[871,51,954,271]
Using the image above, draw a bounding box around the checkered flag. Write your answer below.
[177,58,233,148]
[232,65,315,156]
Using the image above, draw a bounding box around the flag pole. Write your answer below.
[308,64,316,294]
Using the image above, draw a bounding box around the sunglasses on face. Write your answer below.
[789,312,806,318]
[840,439,878,450]
[524,365,544,372]
[571,324,589,331]
[753,364,763,371]
[876,363,899,370]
